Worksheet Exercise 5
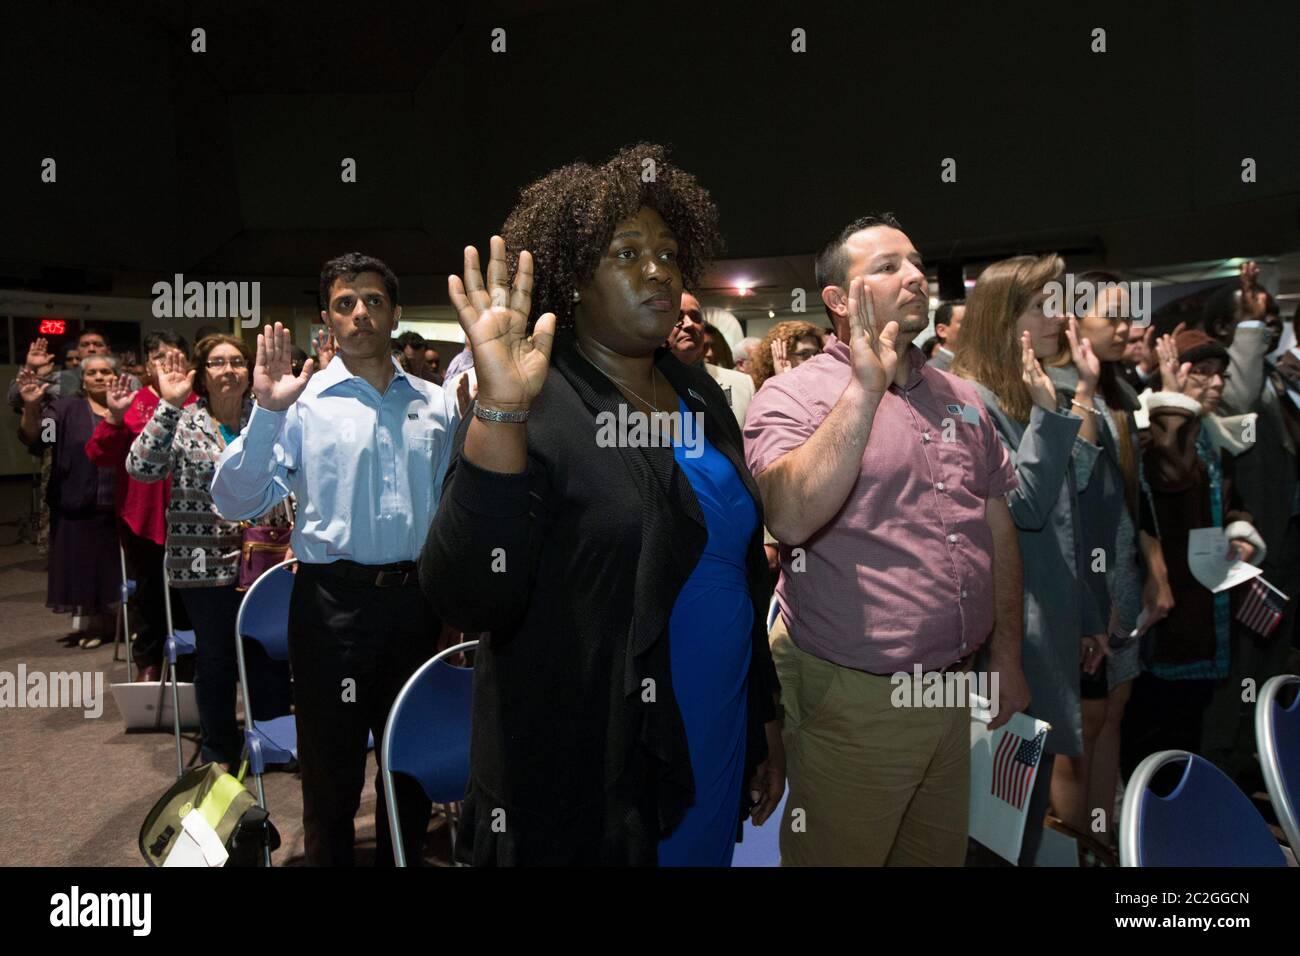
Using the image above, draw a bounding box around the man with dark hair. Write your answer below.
[213,252,460,866]
[1197,262,1300,784]
[86,329,194,679]
[667,291,753,425]
[928,300,965,371]
[394,330,426,363]
[745,213,1028,866]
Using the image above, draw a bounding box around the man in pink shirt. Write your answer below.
[85,330,197,679]
[744,213,1029,866]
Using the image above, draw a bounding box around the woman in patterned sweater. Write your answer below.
[126,333,292,771]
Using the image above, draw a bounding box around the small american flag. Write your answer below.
[991,728,1046,811]
[1236,577,1288,638]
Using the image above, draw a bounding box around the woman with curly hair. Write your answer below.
[749,320,825,390]
[420,144,784,866]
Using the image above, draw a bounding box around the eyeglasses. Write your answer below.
[1187,367,1230,383]
[205,357,247,370]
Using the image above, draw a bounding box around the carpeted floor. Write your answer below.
[0,535,453,866]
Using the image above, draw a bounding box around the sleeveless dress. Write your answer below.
[658,398,758,866]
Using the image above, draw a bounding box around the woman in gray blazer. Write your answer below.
[951,254,1100,865]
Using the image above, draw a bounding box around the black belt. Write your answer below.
[313,559,419,588]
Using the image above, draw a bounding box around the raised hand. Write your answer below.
[16,367,50,407]
[253,322,314,412]
[25,337,53,371]
[454,370,475,417]
[313,326,337,369]
[1155,333,1190,393]
[1064,317,1100,395]
[771,338,792,375]
[1239,260,1268,322]
[1138,325,1158,375]
[1021,330,1057,411]
[105,373,138,424]
[448,237,556,411]
[845,276,900,396]
[156,349,196,408]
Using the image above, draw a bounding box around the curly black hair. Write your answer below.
[502,143,723,328]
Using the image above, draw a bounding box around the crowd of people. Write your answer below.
[14,143,1299,867]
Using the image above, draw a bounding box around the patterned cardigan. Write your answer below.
[126,395,290,588]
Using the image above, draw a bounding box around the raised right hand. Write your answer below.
[16,367,50,406]
[1155,332,1190,393]
[156,349,196,408]
[25,337,53,371]
[105,373,138,423]
[846,276,900,396]
[1021,330,1057,410]
[771,338,791,376]
[253,322,314,412]
[448,236,556,411]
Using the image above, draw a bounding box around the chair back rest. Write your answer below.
[1257,674,1300,852]
[383,641,477,804]
[1121,750,1286,866]
[236,560,297,662]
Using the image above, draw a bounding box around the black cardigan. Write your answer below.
[419,331,779,865]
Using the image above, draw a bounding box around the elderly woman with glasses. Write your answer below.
[126,333,291,771]
[1124,328,1266,769]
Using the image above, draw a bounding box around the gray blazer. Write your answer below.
[970,382,1094,756]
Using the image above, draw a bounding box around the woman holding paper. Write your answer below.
[1127,328,1265,762]
[950,253,1096,865]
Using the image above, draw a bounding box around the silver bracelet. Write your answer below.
[1070,398,1099,415]
[472,403,529,424]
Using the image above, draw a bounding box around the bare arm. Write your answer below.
[985,494,1029,730]
[756,277,898,546]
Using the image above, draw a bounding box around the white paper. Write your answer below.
[162,809,228,867]
[968,695,1051,865]
[1187,527,1262,593]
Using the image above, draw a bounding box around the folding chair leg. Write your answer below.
[154,657,170,730]
[171,671,184,779]
[253,773,271,867]
[119,547,133,680]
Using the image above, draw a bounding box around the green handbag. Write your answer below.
[139,762,281,867]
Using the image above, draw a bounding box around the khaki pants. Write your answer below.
[771,614,970,866]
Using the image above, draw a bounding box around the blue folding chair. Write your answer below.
[1119,750,1287,866]
[1256,674,1300,854]
[158,556,198,777]
[235,558,299,865]
[380,640,478,866]
[112,544,138,676]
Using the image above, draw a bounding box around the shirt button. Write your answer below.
[961,589,968,598]
[922,432,932,442]
[936,481,946,492]
[947,534,957,543]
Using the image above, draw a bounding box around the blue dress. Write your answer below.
[658,398,758,866]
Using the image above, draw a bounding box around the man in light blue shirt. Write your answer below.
[212,252,459,866]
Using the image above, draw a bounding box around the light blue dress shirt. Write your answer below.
[211,356,460,566]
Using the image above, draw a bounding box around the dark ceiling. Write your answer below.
[4,0,1299,305]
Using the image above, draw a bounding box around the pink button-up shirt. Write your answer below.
[744,336,1017,673]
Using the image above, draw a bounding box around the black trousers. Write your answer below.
[120,527,189,668]
[288,562,441,867]
[179,584,292,767]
